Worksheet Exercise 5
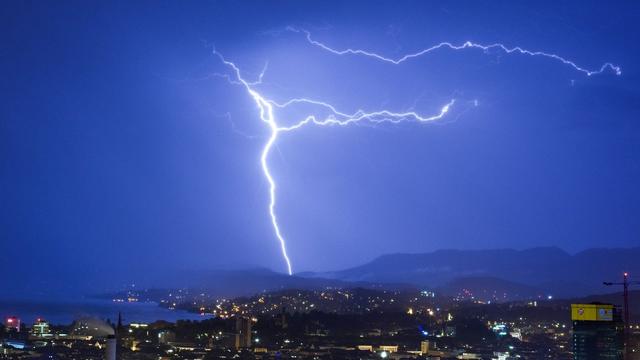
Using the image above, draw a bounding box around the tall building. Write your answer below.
[571,303,624,359]
[4,316,21,333]
[31,318,51,338]
[234,316,252,349]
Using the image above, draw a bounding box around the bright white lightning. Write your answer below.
[214,31,620,275]
[214,53,294,275]
[289,27,622,77]
[215,51,451,276]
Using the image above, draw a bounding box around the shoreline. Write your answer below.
[0,298,212,326]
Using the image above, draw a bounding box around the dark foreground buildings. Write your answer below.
[571,303,624,359]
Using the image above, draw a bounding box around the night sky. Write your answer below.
[2,1,639,296]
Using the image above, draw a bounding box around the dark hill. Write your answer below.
[311,247,640,297]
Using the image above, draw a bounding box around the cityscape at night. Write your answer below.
[2,0,640,359]
[1,284,639,358]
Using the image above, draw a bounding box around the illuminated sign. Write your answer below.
[571,304,614,321]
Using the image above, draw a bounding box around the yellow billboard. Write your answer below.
[571,304,614,321]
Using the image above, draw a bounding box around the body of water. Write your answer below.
[0,298,211,325]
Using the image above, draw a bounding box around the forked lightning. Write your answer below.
[214,29,620,275]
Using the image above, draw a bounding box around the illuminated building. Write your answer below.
[571,303,623,359]
[71,317,115,338]
[378,345,398,353]
[30,318,51,338]
[420,340,430,355]
[4,316,20,332]
[234,316,252,349]
[492,323,509,337]
[158,330,175,344]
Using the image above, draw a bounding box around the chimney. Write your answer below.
[105,335,116,360]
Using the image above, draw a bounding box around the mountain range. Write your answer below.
[142,247,640,300]
[305,247,640,298]
[8,247,638,302]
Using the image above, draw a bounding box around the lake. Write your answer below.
[0,298,211,325]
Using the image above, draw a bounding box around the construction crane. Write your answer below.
[603,272,639,326]
[603,272,639,357]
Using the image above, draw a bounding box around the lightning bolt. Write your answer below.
[213,30,620,275]
[290,27,622,76]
